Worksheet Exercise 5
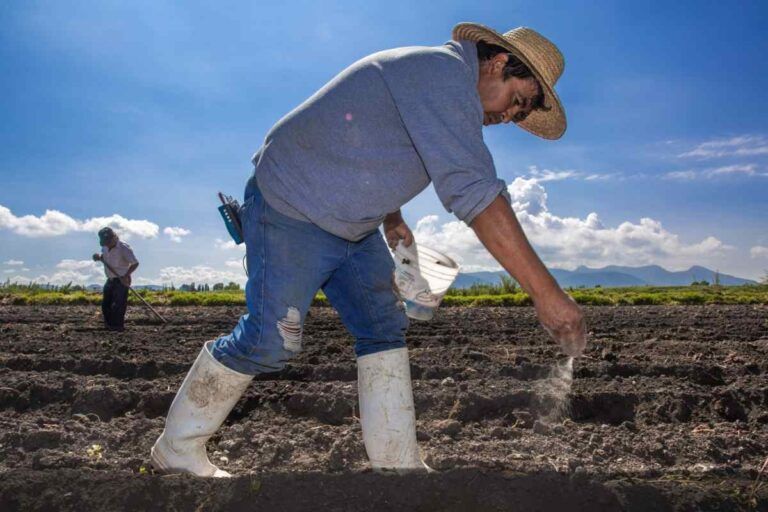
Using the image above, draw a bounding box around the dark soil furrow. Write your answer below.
[1,304,767,511]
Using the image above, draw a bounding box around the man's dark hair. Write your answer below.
[476,41,548,111]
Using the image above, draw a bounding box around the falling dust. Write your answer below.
[533,357,574,424]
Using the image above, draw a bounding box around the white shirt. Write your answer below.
[101,241,138,279]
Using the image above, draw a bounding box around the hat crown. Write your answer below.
[452,23,565,86]
[502,27,564,85]
[451,22,567,139]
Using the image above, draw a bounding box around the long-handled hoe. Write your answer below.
[96,258,168,324]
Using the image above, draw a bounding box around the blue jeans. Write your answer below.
[211,177,409,375]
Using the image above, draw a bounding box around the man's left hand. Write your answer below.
[120,275,132,288]
[383,213,414,250]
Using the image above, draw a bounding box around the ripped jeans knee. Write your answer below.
[277,306,303,353]
[210,305,306,376]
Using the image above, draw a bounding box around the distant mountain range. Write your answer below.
[452,265,757,289]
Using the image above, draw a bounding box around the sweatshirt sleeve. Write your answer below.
[385,56,510,224]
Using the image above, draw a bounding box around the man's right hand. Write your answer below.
[533,288,587,357]
[470,195,589,357]
[92,253,102,262]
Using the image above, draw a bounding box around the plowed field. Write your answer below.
[1,305,767,511]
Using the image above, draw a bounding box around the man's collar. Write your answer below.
[444,39,479,84]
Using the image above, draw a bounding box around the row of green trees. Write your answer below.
[445,275,519,296]
[177,282,241,292]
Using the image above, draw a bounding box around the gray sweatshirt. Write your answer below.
[252,39,510,241]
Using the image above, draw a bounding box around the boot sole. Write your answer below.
[150,439,231,478]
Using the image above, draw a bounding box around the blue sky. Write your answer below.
[1,0,767,285]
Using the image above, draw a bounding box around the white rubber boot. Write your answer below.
[357,347,431,473]
[151,340,253,477]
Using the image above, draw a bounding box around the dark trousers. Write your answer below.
[102,278,129,330]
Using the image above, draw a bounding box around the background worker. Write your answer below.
[92,227,139,332]
[152,22,587,477]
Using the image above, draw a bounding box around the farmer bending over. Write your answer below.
[92,227,139,332]
[152,22,587,477]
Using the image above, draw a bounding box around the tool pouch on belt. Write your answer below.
[217,192,244,245]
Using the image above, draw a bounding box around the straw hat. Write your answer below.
[452,22,566,140]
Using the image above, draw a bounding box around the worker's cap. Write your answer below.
[98,227,117,246]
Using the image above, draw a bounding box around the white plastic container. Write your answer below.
[392,241,460,321]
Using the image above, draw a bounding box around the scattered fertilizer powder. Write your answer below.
[533,356,574,424]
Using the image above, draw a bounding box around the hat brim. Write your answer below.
[452,23,567,140]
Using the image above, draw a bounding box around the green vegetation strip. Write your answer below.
[1,283,767,306]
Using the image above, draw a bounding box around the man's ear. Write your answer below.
[491,53,508,76]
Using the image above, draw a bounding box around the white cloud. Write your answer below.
[678,135,768,159]
[583,173,619,181]
[56,259,101,272]
[0,205,79,237]
[3,269,14,274]
[3,259,24,266]
[156,265,246,285]
[0,205,159,239]
[163,226,191,243]
[225,258,244,269]
[663,170,697,181]
[78,215,159,238]
[526,165,580,182]
[662,164,765,181]
[17,259,108,285]
[706,164,759,177]
[6,259,106,285]
[51,271,99,284]
[518,165,623,183]
[8,270,100,286]
[498,165,621,184]
[751,246,768,259]
[215,238,245,251]
[509,177,549,215]
[413,178,734,272]
[5,275,38,284]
